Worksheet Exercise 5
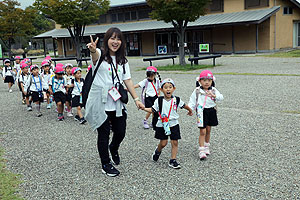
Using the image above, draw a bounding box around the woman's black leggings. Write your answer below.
[97,110,127,166]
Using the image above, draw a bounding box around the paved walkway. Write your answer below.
[0,55,300,199]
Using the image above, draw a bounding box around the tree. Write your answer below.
[0,0,35,57]
[147,0,210,65]
[34,0,110,60]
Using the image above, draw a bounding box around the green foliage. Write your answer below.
[147,0,209,24]
[0,146,23,200]
[34,0,110,28]
[258,50,300,58]
[140,64,216,71]
[0,0,35,49]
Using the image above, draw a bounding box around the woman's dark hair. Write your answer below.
[103,27,127,65]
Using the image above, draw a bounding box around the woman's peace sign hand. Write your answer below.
[87,35,99,52]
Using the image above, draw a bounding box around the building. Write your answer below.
[34,0,300,57]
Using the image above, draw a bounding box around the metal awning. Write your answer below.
[33,6,280,39]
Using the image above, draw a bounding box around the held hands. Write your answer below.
[135,100,145,110]
[86,35,98,53]
[187,110,193,116]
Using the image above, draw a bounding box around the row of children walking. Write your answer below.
[1,56,88,124]
[136,66,223,168]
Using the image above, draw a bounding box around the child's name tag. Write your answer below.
[197,106,204,128]
[108,87,121,101]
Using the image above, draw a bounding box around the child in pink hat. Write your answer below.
[49,64,67,121]
[41,59,53,109]
[134,66,161,129]
[64,63,74,117]
[188,70,223,160]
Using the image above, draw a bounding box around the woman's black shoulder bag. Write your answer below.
[81,52,104,108]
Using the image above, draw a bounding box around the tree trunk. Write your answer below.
[178,28,186,65]
[8,38,12,58]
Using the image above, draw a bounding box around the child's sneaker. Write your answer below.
[74,115,80,121]
[22,99,26,104]
[152,148,161,162]
[199,147,207,160]
[79,118,87,124]
[46,104,51,109]
[57,115,64,121]
[204,142,210,155]
[27,106,32,111]
[67,111,73,117]
[169,159,181,169]
[102,163,120,177]
[36,112,43,117]
[9,89,12,93]
[143,119,150,129]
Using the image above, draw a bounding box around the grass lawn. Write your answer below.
[259,49,300,57]
[140,64,217,71]
[0,145,22,200]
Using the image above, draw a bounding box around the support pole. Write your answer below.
[43,39,47,57]
[256,24,259,53]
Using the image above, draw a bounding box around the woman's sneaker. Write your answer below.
[102,163,120,177]
[169,159,181,169]
[152,148,161,162]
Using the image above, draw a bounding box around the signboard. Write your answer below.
[158,45,167,54]
[177,43,187,47]
[0,44,2,58]
[199,44,210,53]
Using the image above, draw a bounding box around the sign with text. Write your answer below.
[199,44,210,53]
[0,44,2,58]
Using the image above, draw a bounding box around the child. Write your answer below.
[19,63,32,110]
[2,59,15,93]
[45,56,54,71]
[188,70,223,160]
[134,66,161,129]
[49,64,67,121]
[70,67,86,124]
[14,56,21,73]
[24,65,48,117]
[144,78,193,169]
[41,59,53,109]
[64,63,73,117]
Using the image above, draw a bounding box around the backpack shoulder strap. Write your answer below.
[92,50,104,79]
[123,64,126,74]
[175,96,180,107]
[158,96,164,114]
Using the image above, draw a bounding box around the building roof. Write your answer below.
[33,6,280,39]
[290,0,300,8]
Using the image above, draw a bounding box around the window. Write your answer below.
[245,0,269,9]
[124,11,137,21]
[99,14,106,24]
[111,13,117,22]
[68,39,73,50]
[118,13,124,22]
[125,12,131,21]
[210,0,224,12]
[131,11,137,20]
[283,7,293,15]
[138,9,151,20]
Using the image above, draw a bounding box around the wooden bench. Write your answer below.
[76,57,90,66]
[188,54,222,66]
[52,57,77,66]
[143,55,177,66]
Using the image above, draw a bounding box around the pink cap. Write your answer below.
[41,59,50,67]
[54,64,64,74]
[15,56,21,59]
[21,63,28,69]
[199,70,214,80]
[72,67,81,75]
[30,65,39,71]
[146,66,157,73]
[45,56,52,61]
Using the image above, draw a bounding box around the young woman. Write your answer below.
[86,27,144,177]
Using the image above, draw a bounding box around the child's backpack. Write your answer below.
[152,96,180,130]
[141,79,160,104]
[70,78,84,95]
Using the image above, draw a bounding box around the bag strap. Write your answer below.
[111,62,121,84]
[92,51,104,82]
[158,96,164,114]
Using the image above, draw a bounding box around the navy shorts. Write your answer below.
[155,124,181,140]
[31,91,44,103]
[145,96,157,108]
[4,76,14,84]
[71,95,82,108]
[200,107,218,129]
[53,91,66,104]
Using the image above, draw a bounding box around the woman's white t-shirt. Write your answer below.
[92,49,131,111]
